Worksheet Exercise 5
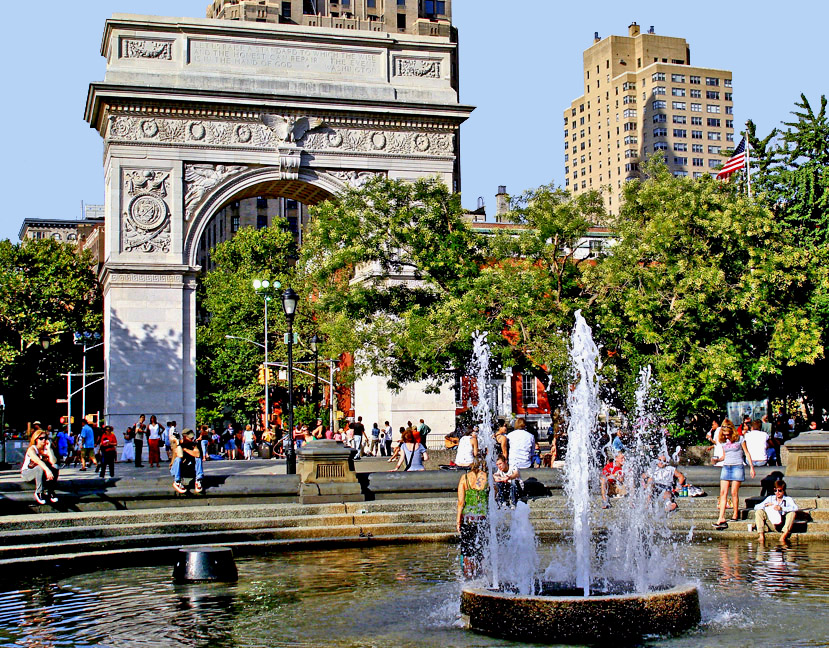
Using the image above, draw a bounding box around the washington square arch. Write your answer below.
[84,4,473,433]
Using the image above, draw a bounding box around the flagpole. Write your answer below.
[745,122,752,198]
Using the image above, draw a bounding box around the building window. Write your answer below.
[706,90,720,100]
[589,239,604,258]
[724,78,732,87]
[690,75,701,84]
[623,109,637,118]
[726,132,734,142]
[51,233,62,240]
[671,74,685,83]
[521,374,537,407]
[67,233,77,241]
[706,77,720,86]
[690,89,701,98]
[652,72,666,82]
[673,170,688,177]
[281,1,291,18]
[692,157,704,166]
[303,0,316,13]
[707,105,721,114]
[708,145,721,154]
[367,0,376,6]
[691,116,703,125]
[692,144,703,153]
[725,105,734,114]
[623,81,636,91]
[231,215,240,233]
[673,129,687,138]
[652,100,666,110]
[672,87,686,97]
[708,132,722,141]
[424,0,446,15]
[397,13,406,28]
[623,122,637,131]
[691,103,702,112]
[625,162,640,172]
[653,114,667,123]
[623,95,636,104]
[691,130,703,139]
[674,143,688,151]
[673,115,686,124]
[709,159,720,168]
[707,118,721,127]
[725,93,733,102]
[672,101,686,110]
[624,135,638,145]
[693,172,705,179]
[653,86,666,95]
[674,157,688,165]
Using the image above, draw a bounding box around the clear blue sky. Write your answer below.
[1,0,826,241]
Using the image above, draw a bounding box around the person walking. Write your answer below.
[98,425,118,478]
[147,415,163,467]
[712,419,756,529]
[79,418,97,472]
[21,429,60,505]
[55,427,70,467]
[350,416,365,459]
[134,414,146,467]
[368,422,381,456]
[383,421,393,458]
[418,418,431,449]
[243,424,255,460]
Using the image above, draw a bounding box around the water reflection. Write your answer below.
[0,542,827,648]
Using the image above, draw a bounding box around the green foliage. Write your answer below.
[298,176,603,409]
[585,158,820,422]
[0,238,102,427]
[197,224,321,423]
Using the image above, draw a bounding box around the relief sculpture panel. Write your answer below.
[122,169,172,254]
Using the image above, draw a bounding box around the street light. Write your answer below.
[282,287,299,475]
[253,279,281,436]
[310,333,322,419]
[74,331,103,426]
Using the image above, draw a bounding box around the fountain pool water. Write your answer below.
[2,542,828,648]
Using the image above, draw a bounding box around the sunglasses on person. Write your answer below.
[774,488,785,493]
[36,436,48,442]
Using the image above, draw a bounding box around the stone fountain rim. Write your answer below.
[462,582,699,603]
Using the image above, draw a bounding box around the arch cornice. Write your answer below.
[184,166,346,267]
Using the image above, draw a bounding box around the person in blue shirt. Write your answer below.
[611,429,625,454]
[79,418,97,472]
[55,428,70,467]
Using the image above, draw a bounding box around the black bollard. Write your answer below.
[173,546,238,583]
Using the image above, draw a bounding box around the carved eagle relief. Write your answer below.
[260,114,325,143]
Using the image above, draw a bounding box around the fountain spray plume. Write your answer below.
[470,331,500,589]
[563,310,602,597]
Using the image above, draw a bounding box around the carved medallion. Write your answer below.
[122,170,172,254]
[129,194,167,230]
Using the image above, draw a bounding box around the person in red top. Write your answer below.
[601,452,626,509]
[98,425,118,478]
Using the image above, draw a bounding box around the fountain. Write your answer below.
[461,312,700,643]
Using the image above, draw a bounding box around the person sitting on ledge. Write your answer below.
[754,479,798,544]
[171,428,204,494]
[493,454,523,508]
[600,452,625,509]
[21,429,60,505]
[645,454,685,512]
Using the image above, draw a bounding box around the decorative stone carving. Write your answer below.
[328,170,385,189]
[184,164,249,221]
[106,115,454,157]
[278,145,302,181]
[123,39,173,60]
[122,170,172,253]
[261,114,325,143]
[302,127,453,157]
[110,273,182,284]
[395,57,441,78]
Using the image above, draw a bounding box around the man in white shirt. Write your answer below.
[754,479,798,543]
[743,420,769,466]
[505,419,536,470]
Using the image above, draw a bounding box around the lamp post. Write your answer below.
[281,287,299,475]
[309,334,322,420]
[74,331,103,424]
[253,279,281,434]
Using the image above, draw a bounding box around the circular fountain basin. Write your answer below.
[461,582,700,644]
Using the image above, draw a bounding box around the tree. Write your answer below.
[0,238,102,428]
[197,224,311,425]
[748,94,829,420]
[584,158,821,429]
[298,176,603,410]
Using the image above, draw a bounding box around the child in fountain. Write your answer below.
[645,455,685,512]
[600,452,625,509]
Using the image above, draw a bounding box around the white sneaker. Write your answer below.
[33,492,46,505]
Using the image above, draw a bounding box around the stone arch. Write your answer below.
[185,167,346,267]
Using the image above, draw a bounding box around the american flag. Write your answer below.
[716,137,747,179]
